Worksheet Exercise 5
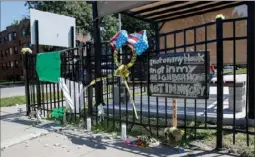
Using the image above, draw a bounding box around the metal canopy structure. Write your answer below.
[92,2,255,150]
[97,1,246,24]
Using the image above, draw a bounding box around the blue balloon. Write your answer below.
[134,30,149,56]
[116,30,128,49]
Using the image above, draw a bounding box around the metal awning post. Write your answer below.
[92,2,103,106]
[247,2,255,119]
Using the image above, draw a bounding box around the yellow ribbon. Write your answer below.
[83,49,139,119]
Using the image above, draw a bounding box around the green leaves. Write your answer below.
[25,1,154,41]
[115,14,155,37]
[25,1,116,41]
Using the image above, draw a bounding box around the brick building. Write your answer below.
[0,19,90,81]
[0,19,31,81]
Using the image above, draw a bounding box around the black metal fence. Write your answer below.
[25,17,254,149]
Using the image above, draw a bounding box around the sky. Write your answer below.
[0,1,29,31]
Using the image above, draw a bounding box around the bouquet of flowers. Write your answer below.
[124,135,159,148]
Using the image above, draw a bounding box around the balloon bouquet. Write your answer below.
[80,30,149,120]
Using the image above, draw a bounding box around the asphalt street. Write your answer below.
[1,85,26,98]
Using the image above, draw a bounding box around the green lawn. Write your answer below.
[0,92,63,107]
[224,68,247,75]
[235,68,247,74]
[0,88,146,108]
[0,96,27,107]
[0,80,25,85]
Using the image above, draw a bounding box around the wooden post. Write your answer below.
[172,99,177,128]
[63,110,67,125]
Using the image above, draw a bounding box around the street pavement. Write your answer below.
[0,85,59,98]
[0,86,26,98]
[0,105,234,157]
[0,74,247,98]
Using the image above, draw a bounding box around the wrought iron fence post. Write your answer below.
[24,53,31,116]
[86,42,93,118]
[247,2,255,119]
[216,16,224,149]
[34,20,41,110]
[92,2,103,109]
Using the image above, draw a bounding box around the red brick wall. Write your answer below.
[159,5,247,65]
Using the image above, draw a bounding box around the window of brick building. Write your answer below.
[14,46,18,54]
[22,43,27,47]
[4,36,7,43]
[9,47,13,55]
[6,62,9,68]
[5,49,9,56]
[13,32,17,40]
[0,51,3,57]
[10,61,14,68]
[21,29,26,38]
[15,61,19,68]
[8,33,12,41]
[0,37,2,44]
[2,64,6,70]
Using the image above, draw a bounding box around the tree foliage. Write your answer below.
[11,20,20,25]
[115,14,155,37]
[25,1,118,41]
[25,1,154,42]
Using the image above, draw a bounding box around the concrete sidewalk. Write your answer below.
[0,105,49,149]
[0,106,235,157]
[2,131,232,157]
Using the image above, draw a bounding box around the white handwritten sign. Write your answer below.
[149,51,210,99]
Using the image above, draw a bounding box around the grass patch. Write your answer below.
[0,92,63,107]
[0,96,27,107]
[224,68,247,75]
[235,68,247,74]
[89,116,254,157]
[0,80,24,85]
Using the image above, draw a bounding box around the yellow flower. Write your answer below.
[216,14,225,19]
[21,48,32,54]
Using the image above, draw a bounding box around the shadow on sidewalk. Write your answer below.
[0,112,238,157]
[0,112,26,120]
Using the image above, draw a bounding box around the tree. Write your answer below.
[25,1,118,41]
[11,20,20,25]
[25,1,155,42]
[116,14,155,37]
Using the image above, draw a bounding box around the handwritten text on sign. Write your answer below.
[149,52,209,99]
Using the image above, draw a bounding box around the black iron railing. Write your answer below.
[24,17,254,150]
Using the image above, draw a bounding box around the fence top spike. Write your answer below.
[216,14,225,19]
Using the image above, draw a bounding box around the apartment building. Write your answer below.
[0,19,90,81]
[0,19,31,80]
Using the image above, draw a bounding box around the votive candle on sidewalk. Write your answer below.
[87,118,91,132]
[121,123,127,140]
